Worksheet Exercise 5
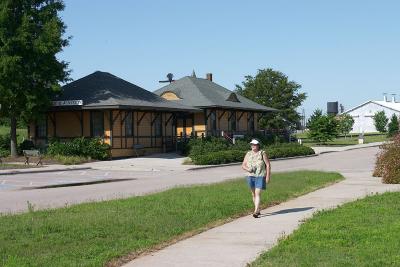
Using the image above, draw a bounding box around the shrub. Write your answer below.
[18,139,35,154]
[191,150,246,165]
[0,149,10,158]
[50,155,90,165]
[47,137,111,160]
[190,141,315,165]
[266,143,315,159]
[374,134,400,183]
[186,137,231,158]
[387,114,399,137]
[0,134,10,151]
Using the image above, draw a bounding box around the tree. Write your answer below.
[337,113,354,138]
[373,111,388,133]
[235,68,307,130]
[387,114,399,137]
[0,0,70,156]
[307,109,338,143]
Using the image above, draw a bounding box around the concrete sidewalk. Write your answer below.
[310,141,385,154]
[123,172,400,267]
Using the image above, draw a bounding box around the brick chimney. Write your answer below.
[206,73,213,82]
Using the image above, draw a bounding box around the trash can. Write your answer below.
[358,133,364,144]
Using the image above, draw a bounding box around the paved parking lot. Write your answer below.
[0,147,380,213]
[0,169,134,190]
[0,166,175,191]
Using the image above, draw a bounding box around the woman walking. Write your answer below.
[242,139,271,218]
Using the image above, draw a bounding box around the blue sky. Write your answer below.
[60,0,400,117]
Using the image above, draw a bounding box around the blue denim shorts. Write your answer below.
[247,176,266,190]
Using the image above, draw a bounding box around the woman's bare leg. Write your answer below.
[250,188,256,207]
[254,188,261,213]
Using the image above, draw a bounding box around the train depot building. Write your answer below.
[155,72,276,137]
[29,71,275,157]
[29,71,198,157]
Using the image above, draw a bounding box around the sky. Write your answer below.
[59,0,400,118]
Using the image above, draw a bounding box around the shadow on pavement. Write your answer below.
[260,206,314,217]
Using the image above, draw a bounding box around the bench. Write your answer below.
[23,150,43,166]
[133,144,145,157]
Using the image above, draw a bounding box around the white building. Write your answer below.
[343,95,400,133]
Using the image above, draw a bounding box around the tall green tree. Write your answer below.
[0,0,70,156]
[307,109,338,143]
[387,114,399,137]
[235,68,307,130]
[337,113,354,138]
[373,111,389,133]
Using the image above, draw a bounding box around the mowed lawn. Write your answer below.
[0,171,343,267]
[295,132,388,147]
[251,192,400,267]
[0,125,28,143]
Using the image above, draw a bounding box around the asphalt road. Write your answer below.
[0,147,379,213]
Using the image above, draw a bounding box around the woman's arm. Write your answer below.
[262,151,271,182]
[242,153,251,172]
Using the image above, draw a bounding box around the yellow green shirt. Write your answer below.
[246,150,267,177]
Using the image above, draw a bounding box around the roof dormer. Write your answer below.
[226,92,240,102]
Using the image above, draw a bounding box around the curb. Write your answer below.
[0,166,92,176]
[186,154,319,171]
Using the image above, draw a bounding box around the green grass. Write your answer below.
[295,132,388,147]
[0,170,343,267]
[0,163,36,170]
[251,192,400,267]
[0,125,28,143]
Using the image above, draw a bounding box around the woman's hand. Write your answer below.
[265,176,270,184]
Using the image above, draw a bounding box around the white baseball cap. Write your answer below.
[249,139,260,145]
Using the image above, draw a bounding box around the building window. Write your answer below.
[91,111,104,137]
[210,111,217,131]
[154,114,162,137]
[230,111,236,131]
[36,117,47,138]
[125,112,133,137]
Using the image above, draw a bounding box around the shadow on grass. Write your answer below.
[260,206,314,217]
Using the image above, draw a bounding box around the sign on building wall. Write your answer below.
[52,100,83,106]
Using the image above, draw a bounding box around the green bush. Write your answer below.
[186,137,231,157]
[50,155,90,165]
[190,142,315,165]
[374,134,400,183]
[18,139,35,154]
[387,114,399,137]
[0,134,11,158]
[267,143,315,159]
[0,134,10,151]
[0,149,9,158]
[47,137,111,160]
[191,150,246,165]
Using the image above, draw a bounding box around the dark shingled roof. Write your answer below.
[53,71,199,112]
[154,76,277,112]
